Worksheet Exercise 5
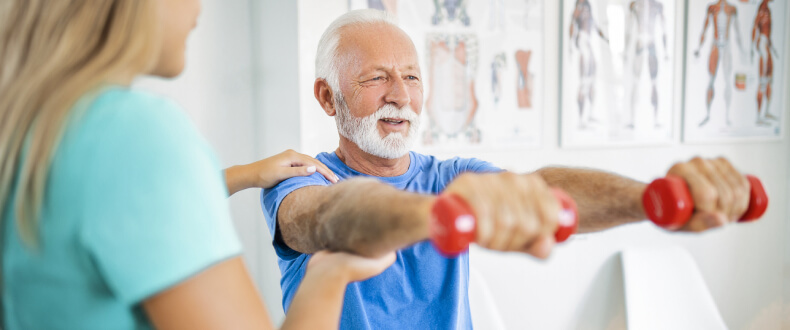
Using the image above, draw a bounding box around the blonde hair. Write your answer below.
[0,0,161,246]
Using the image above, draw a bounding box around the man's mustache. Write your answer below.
[370,104,419,122]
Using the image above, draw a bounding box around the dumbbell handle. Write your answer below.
[643,174,768,230]
[430,188,579,257]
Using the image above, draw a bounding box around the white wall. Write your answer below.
[133,0,789,328]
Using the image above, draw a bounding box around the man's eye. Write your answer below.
[370,77,383,81]
[406,76,419,80]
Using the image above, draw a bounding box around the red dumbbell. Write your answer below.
[643,174,769,230]
[430,188,579,257]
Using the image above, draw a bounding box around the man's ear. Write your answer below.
[314,78,336,116]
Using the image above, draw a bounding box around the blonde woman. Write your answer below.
[0,1,394,329]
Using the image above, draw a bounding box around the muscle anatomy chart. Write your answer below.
[351,0,547,150]
[561,0,675,147]
[424,33,482,144]
[683,0,786,142]
[625,0,670,129]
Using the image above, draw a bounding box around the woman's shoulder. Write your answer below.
[69,87,202,149]
[58,86,214,177]
[84,86,190,129]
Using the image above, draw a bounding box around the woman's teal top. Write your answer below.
[2,87,241,329]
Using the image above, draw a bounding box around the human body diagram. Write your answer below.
[491,53,506,106]
[424,0,481,145]
[432,0,471,26]
[515,50,534,109]
[367,0,546,148]
[625,0,669,129]
[367,0,398,14]
[569,0,610,129]
[750,0,778,125]
[693,0,746,127]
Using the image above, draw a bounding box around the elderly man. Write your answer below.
[262,9,752,329]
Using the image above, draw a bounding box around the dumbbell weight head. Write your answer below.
[643,174,768,230]
[552,188,578,243]
[739,175,769,222]
[642,176,694,230]
[429,194,477,257]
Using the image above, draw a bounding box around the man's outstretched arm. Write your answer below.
[277,171,566,260]
[537,157,751,234]
[536,167,647,233]
[277,178,435,258]
[276,158,750,259]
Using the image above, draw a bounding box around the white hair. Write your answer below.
[315,9,398,93]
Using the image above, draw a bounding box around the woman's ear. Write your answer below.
[314,79,336,116]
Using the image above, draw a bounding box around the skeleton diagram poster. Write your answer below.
[349,0,546,150]
[561,0,676,147]
[683,0,786,142]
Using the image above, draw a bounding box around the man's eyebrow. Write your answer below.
[367,64,420,72]
[370,64,420,71]
[355,65,420,80]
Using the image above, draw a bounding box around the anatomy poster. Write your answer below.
[683,0,786,142]
[561,0,675,147]
[349,0,546,150]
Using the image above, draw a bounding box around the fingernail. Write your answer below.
[306,166,316,173]
[334,175,340,182]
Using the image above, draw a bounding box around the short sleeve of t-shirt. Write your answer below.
[77,89,241,305]
[449,157,502,176]
[261,173,330,259]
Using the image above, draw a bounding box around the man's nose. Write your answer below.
[384,76,411,108]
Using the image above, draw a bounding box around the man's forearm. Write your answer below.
[279,178,435,257]
[536,167,647,233]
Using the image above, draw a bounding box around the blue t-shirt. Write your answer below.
[2,87,241,329]
[261,151,500,329]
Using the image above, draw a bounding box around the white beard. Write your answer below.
[334,93,421,159]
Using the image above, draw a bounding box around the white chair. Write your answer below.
[469,264,507,330]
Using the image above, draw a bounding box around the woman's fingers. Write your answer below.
[280,165,319,179]
[308,251,396,283]
[344,252,397,281]
[301,158,338,183]
[250,150,338,189]
[281,151,338,183]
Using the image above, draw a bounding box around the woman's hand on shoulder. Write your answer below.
[249,149,338,188]
[225,150,338,195]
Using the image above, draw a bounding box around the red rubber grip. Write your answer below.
[643,174,768,230]
[430,188,579,257]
